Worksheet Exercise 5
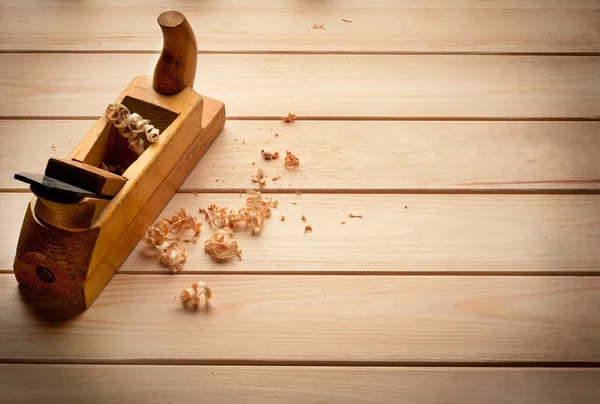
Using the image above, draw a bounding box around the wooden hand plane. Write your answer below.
[12,11,225,308]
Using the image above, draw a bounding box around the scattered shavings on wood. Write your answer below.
[261,150,279,160]
[349,212,363,218]
[284,151,300,169]
[143,208,202,273]
[283,112,296,122]
[178,281,212,305]
[313,23,325,29]
[200,190,278,237]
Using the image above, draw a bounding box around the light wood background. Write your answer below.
[1,1,599,403]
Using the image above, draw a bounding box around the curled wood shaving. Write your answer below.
[284,151,300,169]
[204,228,242,261]
[349,212,363,218]
[313,23,325,29]
[143,208,201,273]
[178,281,212,305]
[305,225,313,232]
[261,150,279,160]
[105,103,160,156]
[281,215,286,221]
[342,19,352,23]
[252,167,267,187]
[301,215,307,221]
[283,112,296,123]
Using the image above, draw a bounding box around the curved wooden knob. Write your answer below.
[153,11,198,95]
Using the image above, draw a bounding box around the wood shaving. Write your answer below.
[281,215,285,221]
[313,24,325,29]
[142,208,201,273]
[284,151,300,169]
[272,176,281,181]
[305,225,313,232]
[342,19,352,23]
[349,212,363,218]
[204,227,242,261]
[178,281,212,305]
[105,103,160,156]
[275,133,279,137]
[252,167,266,187]
[301,215,306,221]
[341,221,346,225]
[200,190,278,236]
[283,112,296,123]
[261,150,279,160]
[51,145,57,151]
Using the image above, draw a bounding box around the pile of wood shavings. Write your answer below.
[200,190,278,236]
[142,208,201,273]
[178,281,212,305]
[198,190,278,262]
[105,103,160,155]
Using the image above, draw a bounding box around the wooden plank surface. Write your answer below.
[3,120,600,192]
[1,365,599,404]
[2,193,600,274]
[1,274,599,363]
[2,1,599,53]
[1,54,599,119]
[3,0,600,10]
[3,1,600,401]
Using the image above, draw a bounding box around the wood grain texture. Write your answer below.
[1,1,599,53]
[2,193,600,274]
[1,365,599,404]
[1,54,599,118]
[3,120,600,191]
[1,274,600,363]
[3,0,600,10]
